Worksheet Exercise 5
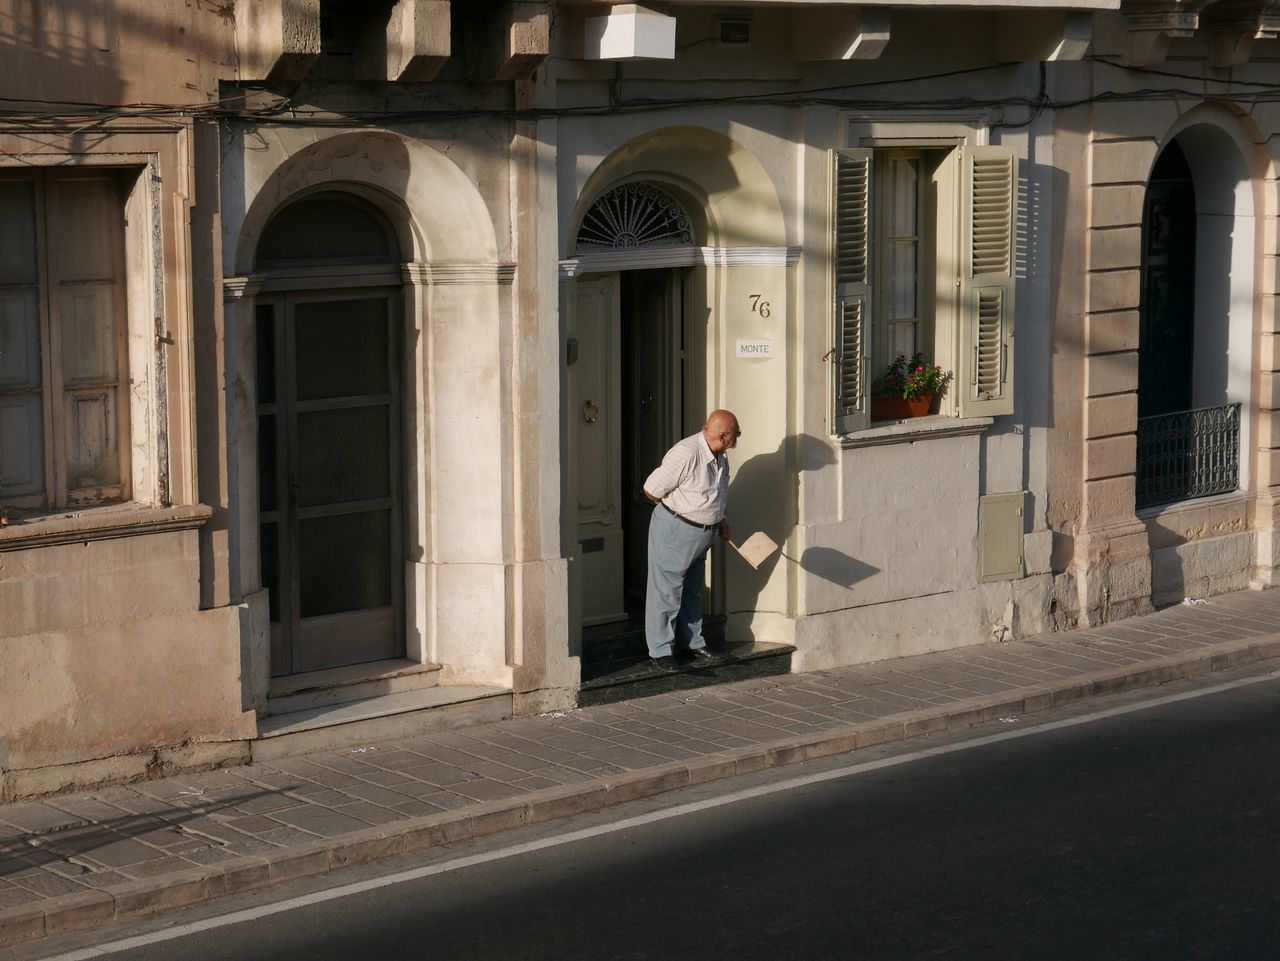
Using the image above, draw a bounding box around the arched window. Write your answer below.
[256,191,398,267]
[576,182,695,249]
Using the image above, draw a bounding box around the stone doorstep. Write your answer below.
[251,686,513,761]
[266,659,445,715]
[4,632,1279,950]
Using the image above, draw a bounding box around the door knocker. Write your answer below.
[582,400,600,424]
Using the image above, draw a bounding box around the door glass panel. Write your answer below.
[0,395,43,496]
[255,303,276,405]
[295,299,388,400]
[260,521,280,622]
[0,291,40,389]
[888,321,916,362]
[0,181,37,285]
[298,509,391,617]
[888,158,919,236]
[258,414,277,512]
[887,241,917,320]
[295,405,390,507]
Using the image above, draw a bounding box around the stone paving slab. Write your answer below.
[5,588,1280,947]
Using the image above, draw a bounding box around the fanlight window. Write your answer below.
[576,182,695,249]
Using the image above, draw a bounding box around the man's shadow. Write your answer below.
[722,433,878,628]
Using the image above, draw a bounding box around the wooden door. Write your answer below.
[573,276,625,625]
[258,289,403,676]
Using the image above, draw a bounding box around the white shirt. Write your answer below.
[643,432,729,526]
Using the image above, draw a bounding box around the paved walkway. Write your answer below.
[5,588,1280,947]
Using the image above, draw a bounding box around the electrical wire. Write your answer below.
[3,55,1280,130]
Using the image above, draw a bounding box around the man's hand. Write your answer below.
[718,518,732,542]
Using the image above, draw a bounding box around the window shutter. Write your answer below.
[957,146,1017,418]
[833,148,872,434]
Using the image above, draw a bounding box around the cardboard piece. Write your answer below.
[731,531,780,570]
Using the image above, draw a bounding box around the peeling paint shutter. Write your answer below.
[833,148,872,434]
[958,146,1017,418]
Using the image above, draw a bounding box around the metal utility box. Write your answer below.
[978,491,1025,582]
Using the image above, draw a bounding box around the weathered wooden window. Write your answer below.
[0,170,130,509]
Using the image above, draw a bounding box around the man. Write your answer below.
[641,409,740,672]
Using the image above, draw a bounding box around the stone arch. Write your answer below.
[234,131,498,274]
[567,125,786,255]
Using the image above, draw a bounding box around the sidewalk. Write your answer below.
[5,588,1280,948]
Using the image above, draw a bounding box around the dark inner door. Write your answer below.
[620,270,683,619]
[257,291,404,676]
[1139,142,1197,418]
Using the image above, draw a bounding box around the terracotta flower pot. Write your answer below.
[870,392,934,421]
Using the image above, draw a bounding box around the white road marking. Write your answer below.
[40,668,1279,960]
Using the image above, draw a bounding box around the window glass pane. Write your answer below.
[298,509,391,617]
[259,521,280,622]
[887,241,917,320]
[65,389,120,488]
[0,291,41,389]
[256,193,395,265]
[53,178,116,282]
[296,405,391,507]
[0,395,44,496]
[889,158,919,237]
[258,414,278,512]
[255,303,276,405]
[294,298,389,401]
[0,181,37,285]
[61,285,118,386]
[888,322,917,363]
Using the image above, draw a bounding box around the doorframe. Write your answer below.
[254,264,415,679]
[566,261,707,637]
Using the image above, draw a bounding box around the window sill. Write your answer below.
[838,415,994,449]
[0,503,212,553]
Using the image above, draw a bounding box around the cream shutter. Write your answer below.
[833,148,872,434]
[957,146,1017,418]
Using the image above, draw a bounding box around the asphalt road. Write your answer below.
[35,671,1280,961]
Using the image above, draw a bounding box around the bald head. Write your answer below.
[702,409,740,455]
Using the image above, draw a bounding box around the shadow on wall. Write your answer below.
[725,433,879,626]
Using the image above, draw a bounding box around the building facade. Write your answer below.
[3,0,1278,799]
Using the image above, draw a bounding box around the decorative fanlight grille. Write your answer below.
[576,182,695,249]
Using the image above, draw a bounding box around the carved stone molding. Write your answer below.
[1203,0,1280,67]
[1122,0,1212,65]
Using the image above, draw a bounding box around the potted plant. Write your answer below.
[871,352,953,421]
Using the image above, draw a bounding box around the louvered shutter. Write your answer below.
[956,146,1016,417]
[833,148,872,434]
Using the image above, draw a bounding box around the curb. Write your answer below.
[4,634,1279,948]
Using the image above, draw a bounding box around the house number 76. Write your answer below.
[748,293,771,319]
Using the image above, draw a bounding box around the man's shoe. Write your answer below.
[651,656,679,673]
[690,647,717,662]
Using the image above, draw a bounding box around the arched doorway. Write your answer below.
[571,181,698,630]
[1138,142,1196,421]
[254,190,406,676]
[1136,125,1252,510]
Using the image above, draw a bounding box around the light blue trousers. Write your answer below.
[645,506,718,658]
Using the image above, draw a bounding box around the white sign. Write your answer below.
[736,338,774,359]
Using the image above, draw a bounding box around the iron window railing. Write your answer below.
[1136,403,1241,510]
